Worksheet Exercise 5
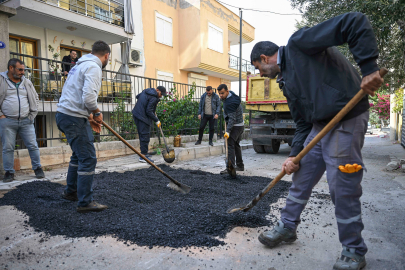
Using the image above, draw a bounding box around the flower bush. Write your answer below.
[156,83,201,136]
[369,93,390,120]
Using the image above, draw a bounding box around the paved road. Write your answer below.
[0,134,404,270]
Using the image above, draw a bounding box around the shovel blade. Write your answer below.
[167,181,191,194]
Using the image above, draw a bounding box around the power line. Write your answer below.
[216,0,302,15]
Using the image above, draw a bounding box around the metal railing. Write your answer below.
[229,53,256,74]
[38,0,124,27]
[9,53,225,149]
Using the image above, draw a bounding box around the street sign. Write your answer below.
[0,41,6,49]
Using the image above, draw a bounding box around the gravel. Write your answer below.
[0,165,291,248]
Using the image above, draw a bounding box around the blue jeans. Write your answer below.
[56,113,97,207]
[0,117,41,173]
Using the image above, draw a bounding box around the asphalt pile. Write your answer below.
[0,165,291,248]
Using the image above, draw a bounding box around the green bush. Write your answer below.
[156,83,201,136]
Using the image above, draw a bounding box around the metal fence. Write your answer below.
[9,52,226,149]
[229,53,256,74]
[37,0,125,27]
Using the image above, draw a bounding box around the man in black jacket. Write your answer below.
[218,84,244,177]
[250,13,383,270]
[132,86,166,163]
[62,50,78,76]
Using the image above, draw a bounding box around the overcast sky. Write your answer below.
[223,0,303,98]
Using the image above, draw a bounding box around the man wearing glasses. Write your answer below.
[196,86,220,146]
[0,58,45,182]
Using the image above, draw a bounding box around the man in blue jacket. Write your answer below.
[250,13,383,269]
[132,86,166,163]
[195,86,220,146]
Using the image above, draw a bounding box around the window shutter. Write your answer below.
[164,20,173,46]
[156,17,164,44]
[208,23,223,53]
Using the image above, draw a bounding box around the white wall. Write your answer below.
[110,0,145,77]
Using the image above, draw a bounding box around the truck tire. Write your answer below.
[264,140,281,154]
[253,144,265,153]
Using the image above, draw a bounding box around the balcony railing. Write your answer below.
[229,53,256,74]
[39,0,124,27]
[9,52,226,149]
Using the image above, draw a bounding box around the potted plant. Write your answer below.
[48,45,62,81]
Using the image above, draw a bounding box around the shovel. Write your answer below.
[228,68,388,213]
[224,121,236,178]
[102,121,191,194]
[158,125,176,163]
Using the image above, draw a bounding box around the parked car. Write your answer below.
[367,122,373,134]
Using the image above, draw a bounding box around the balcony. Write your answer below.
[40,0,124,28]
[3,0,130,44]
[228,54,256,74]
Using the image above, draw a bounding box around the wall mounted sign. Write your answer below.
[0,42,6,49]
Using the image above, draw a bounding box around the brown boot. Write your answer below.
[77,201,108,213]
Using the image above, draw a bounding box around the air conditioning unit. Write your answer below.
[129,49,143,66]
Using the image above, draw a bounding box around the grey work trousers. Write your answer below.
[281,111,369,256]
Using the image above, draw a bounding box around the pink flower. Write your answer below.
[163,109,166,113]
[173,99,177,102]
[168,92,172,95]
[386,83,389,87]
[369,103,374,107]
[172,124,174,126]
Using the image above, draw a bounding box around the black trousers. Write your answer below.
[133,117,150,155]
[227,125,244,168]
[198,114,215,141]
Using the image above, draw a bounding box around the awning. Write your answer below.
[124,0,135,34]
[116,39,131,81]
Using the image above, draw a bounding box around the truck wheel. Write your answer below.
[253,144,265,153]
[264,140,281,154]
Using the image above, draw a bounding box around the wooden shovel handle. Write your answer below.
[102,121,182,186]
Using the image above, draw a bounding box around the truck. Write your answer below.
[246,74,296,154]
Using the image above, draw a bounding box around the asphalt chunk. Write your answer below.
[0,165,291,248]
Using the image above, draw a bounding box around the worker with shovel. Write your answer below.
[56,41,110,213]
[217,84,244,176]
[132,86,167,163]
[250,13,383,270]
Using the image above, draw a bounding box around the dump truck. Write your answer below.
[246,74,296,154]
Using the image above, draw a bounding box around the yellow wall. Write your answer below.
[142,0,254,85]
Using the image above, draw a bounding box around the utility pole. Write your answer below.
[239,8,242,98]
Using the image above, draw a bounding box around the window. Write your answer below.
[155,12,173,46]
[60,46,90,59]
[157,71,174,90]
[208,22,223,53]
[95,6,112,23]
[9,35,38,72]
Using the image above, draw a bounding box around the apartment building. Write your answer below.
[142,0,255,91]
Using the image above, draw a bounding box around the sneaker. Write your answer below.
[3,171,14,183]
[258,220,297,247]
[139,156,154,163]
[209,141,214,146]
[77,201,108,213]
[195,140,202,145]
[34,167,45,179]
[333,247,366,270]
[62,190,78,201]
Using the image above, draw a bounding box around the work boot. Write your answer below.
[77,201,108,213]
[220,169,228,175]
[34,167,45,179]
[258,220,297,247]
[62,190,78,201]
[195,140,202,145]
[209,140,214,146]
[3,171,14,183]
[235,166,244,171]
[333,247,366,270]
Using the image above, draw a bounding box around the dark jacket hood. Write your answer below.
[137,88,158,99]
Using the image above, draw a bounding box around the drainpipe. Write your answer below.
[238,8,242,98]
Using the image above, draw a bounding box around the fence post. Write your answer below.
[0,6,17,173]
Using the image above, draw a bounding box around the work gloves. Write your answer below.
[224,132,229,139]
[339,164,362,173]
[156,121,161,128]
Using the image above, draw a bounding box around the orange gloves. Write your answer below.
[338,164,362,173]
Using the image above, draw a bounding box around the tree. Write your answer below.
[290,0,405,92]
